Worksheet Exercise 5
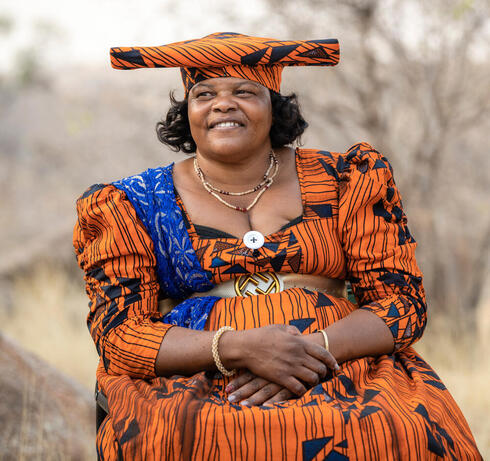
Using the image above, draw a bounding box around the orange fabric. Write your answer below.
[74,185,173,378]
[73,143,481,459]
[110,32,340,94]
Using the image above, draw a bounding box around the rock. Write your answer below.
[0,332,94,460]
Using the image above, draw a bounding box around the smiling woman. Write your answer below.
[73,32,482,459]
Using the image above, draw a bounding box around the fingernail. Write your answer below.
[334,364,340,371]
[240,400,250,407]
[228,395,237,403]
[225,384,234,393]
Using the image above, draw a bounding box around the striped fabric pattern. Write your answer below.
[73,143,481,459]
[110,32,340,94]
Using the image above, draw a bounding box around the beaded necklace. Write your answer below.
[193,151,279,213]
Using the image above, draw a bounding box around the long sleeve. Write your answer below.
[73,184,174,379]
[338,142,427,351]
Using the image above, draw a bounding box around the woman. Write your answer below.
[74,33,481,459]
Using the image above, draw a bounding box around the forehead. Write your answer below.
[190,77,265,91]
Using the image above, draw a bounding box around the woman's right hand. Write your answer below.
[220,324,338,396]
[226,372,295,406]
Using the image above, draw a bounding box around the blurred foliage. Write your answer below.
[3,18,65,87]
[14,47,41,87]
[453,0,475,18]
[0,14,13,35]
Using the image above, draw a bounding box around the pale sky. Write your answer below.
[0,0,267,71]
[1,0,487,74]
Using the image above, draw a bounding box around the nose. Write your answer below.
[211,93,237,112]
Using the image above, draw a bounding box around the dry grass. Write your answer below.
[414,314,490,456]
[0,263,99,390]
[0,264,488,457]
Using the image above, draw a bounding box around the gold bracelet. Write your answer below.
[320,329,329,351]
[211,326,236,377]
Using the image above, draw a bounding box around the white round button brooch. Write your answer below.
[243,230,265,250]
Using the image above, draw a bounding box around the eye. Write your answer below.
[236,88,255,96]
[196,91,213,98]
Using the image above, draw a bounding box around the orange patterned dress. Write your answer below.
[73,143,481,460]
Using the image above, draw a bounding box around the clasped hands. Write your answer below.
[220,324,339,407]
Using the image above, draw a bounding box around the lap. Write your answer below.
[97,349,481,460]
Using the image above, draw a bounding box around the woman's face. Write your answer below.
[187,77,273,160]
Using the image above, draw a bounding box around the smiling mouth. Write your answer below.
[210,121,243,129]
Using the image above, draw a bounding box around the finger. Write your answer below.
[304,342,339,370]
[302,356,328,379]
[283,377,307,396]
[295,366,320,387]
[226,371,255,394]
[242,382,282,407]
[227,377,268,403]
[263,388,294,406]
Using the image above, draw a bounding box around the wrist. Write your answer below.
[219,329,245,370]
[306,331,325,347]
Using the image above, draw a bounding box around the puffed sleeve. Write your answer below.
[338,142,427,351]
[73,184,174,378]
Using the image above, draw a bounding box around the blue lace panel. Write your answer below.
[112,164,219,330]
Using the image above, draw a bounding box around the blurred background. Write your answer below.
[0,0,488,458]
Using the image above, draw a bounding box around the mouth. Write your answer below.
[209,120,244,129]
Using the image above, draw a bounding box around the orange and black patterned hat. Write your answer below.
[110,32,340,95]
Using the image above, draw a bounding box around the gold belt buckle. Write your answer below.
[234,272,281,297]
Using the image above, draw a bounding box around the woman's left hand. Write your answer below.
[225,371,295,407]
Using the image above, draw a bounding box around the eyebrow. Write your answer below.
[192,82,213,90]
[192,80,259,91]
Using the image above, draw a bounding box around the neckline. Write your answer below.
[172,147,307,241]
[194,213,304,239]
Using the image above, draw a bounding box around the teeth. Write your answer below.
[213,122,241,128]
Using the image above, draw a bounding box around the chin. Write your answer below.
[204,139,263,157]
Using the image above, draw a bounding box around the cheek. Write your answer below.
[259,105,273,132]
[187,106,206,139]
[266,107,273,128]
[187,105,197,128]
[261,98,273,128]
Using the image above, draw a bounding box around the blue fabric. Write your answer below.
[112,164,220,330]
[162,296,220,330]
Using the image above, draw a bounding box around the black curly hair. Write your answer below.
[156,90,308,153]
